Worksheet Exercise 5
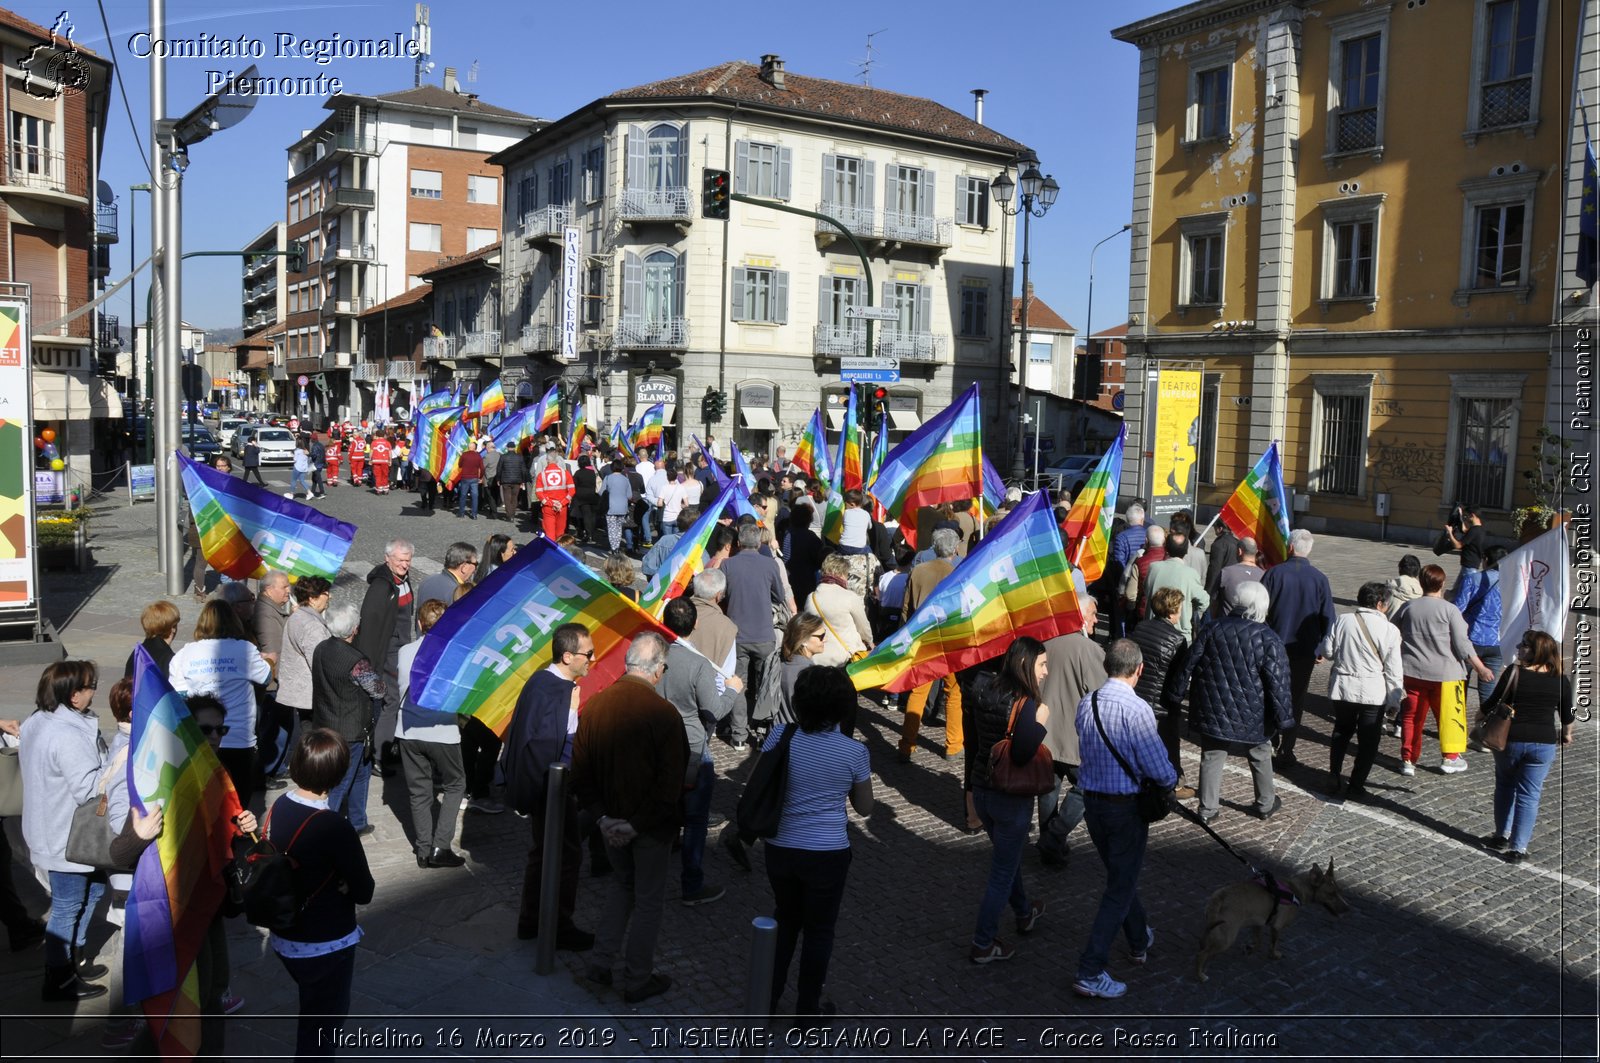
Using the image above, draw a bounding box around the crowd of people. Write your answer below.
[0,437,1577,1052]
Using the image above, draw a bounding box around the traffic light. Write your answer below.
[702,168,730,220]
[285,240,306,273]
[872,386,889,413]
[702,386,727,423]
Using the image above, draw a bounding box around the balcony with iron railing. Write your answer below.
[618,186,692,223]
[812,323,867,358]
[328,186,375,212]
[878,210,951,249]
[29,295,92,339]
[521,205,569,242]
[4,149,88,200]
[245,278,278,304]
[520,322,557,353]
[96,201,118,242]
[616,317,688,350]
[876,330,946,362]
[334,242,375,262]
[458,330,502,358]
[352,359,418,381]
[97,314,121,352]
[814,203,877,242]
[244,253,276,278]
[421,335,455,361]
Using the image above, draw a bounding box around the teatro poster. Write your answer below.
[1147,367,1201,523]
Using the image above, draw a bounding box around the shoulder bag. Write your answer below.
[1090,691,1172,824]
[65,743,127,871]
[1471,665,1520,752]
[735,723,798,843]
[0,732,22,818]
[811,594,870,664]
[987,698,1056,797]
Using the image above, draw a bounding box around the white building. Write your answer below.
[487,55,1027,460]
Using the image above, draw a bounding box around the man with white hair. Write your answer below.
[899,527,965,762]
[571,632,687,1004]
[1261,528,1337,767]
[252,571,292,667]
[357,538,416,776]
[1176,582,1293,824]
[1121,524,1168,625]
[311,601,386,835]
[687,567,738,677]
[720,523,796,751]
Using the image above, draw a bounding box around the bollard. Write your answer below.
[744,915,778,1017]
[534,763,569,976]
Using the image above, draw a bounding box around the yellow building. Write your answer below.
[1112,0,1596,542]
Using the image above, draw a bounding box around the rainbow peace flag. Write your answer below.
[124,646,242,1058]
[865,417,889,522]
[730,442,758,492]
[565,402,588,461]
[177,452,354,581]
[970,455,1007,522]
[476,379,506,420]
[536,384,561,431]
[417,388,455,413]
[1059,427,1125,584]
[631,403,665,452]
[794,409,832,485]
[837,388,863,492]
[638,482,739,618]
[847,491,1084,693]
[438,415,475,489]
[413,406,464,480]
[869,383,983,549]
[490,405,541,453]
[409,538,673,736]
[694,436,730,488]
[609,419,636,460]
[1219,441,1293,565]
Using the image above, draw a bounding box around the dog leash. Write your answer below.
[1172,802,1298,917]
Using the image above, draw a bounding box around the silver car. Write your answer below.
[252,427,296,465]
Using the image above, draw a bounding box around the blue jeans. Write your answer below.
[1473,643,1503,706]
[681,758,715,893]
[456,479,479,518]
[290,468,311,496]
[1037,765,1083,858]
[971,788,1034,948]
[45,870,105,966]
[328,740,371,830]
[640,506,657,544]
[278,943,356,1058]
[1493,741,1557,853]
[1077,793,1150,980]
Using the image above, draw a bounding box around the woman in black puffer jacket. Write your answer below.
[1129,586,1192,788]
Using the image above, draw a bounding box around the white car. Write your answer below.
[217,418,249,448]
[253,427,296,465]
[1044,455,1105,496]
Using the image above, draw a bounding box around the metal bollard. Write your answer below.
[744,915,778,1017]
[534,763,568,976]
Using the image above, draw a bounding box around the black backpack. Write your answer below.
[226,807,334,931]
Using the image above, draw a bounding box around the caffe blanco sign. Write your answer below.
[634,375,677,405]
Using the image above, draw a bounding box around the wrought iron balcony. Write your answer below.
[521,205,569,242]
[5,149,88,199]
[615,317,688,350]
[97,314,121,352]
[521,322,557,352]
[814,203,877,240]
[96,201,118,242]
[458,330,502,358]
[421,335,455,361]
[618,187,692,223]
[29,295,91,339]
[879,210,951,248]
[813,323,867,358]
[876,330,946,362]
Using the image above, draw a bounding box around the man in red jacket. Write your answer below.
[456,443,485,520]
[370,434,393,493]
[535,457,575,540]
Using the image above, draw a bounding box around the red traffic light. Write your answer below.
[872,387,888,401]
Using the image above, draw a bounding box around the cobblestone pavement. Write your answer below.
[1,479,1595,1059]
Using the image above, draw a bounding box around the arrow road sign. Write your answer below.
[844,305,899,321]
[841,357,899,371]
[841,368,900,383]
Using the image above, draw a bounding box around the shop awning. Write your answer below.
[741,406,780,431]
[91,378,123,418]
[32,372,90,420]
[888,409,923,431]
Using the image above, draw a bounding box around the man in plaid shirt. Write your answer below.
[1070,639,1177,1000]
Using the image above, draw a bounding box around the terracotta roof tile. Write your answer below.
[417,242,500,279]
[0,9,107,61]
[607,60,1024,154]
[360,282,433,318]
[1091,323,1128,338]
[1011,295,1073,332]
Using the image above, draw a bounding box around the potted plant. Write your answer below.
[1516,427,1574,542]
[36,509,90,571]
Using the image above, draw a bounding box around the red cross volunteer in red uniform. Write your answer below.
[535,459,575,540]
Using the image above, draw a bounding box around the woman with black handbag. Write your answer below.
[965,638,1052,966]
[1480,630,1574,863]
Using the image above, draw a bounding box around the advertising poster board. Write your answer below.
[1147,367,1202,523]
[0,300,35,608]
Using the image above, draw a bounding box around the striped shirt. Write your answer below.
[763,724,870,851]
[1074,679,1178,795]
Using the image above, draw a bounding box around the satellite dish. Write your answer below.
[96,179,113,205]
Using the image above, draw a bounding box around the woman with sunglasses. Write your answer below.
[168,601,272,802]
[1480,630,1574,863]
[773,614,826,729]
[20,660,110,1000]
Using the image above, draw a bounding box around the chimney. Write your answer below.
[759,54,786,90]
[443,66,459,93]
[971,89,988,125]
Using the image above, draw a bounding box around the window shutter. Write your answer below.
[956,174,966,223]
[625,125,646,190]
[820,154,837,206]
[734,139,750,195]
[731,267,748,321]
[862,160,876,211]
[777,147,793,201]
[819,279,832,326]
[622,251,642,324]
[882,280,894,315]
[530,170,541,210]
[773,271,789,324]
[978,184,990,229]
[546,166,555,206]
[915,285,932,333]
[673,255,686,321]
[674,128,688,187]
[919,169,935,216]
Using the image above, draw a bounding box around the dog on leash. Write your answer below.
[1195,862,1349,982]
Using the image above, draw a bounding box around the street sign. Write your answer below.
[842,368,900,383]
[297,374,309,386]
[844,306,899,321]
[840,357,899,371]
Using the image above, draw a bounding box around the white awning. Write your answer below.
[92,378,123,418]
[32,372,90,420]
[888,409,923,431]
[826,409,845,430]
[741,406,780,431]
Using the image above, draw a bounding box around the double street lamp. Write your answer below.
[992,150,1059,481]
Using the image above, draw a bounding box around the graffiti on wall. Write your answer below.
[1371,438,1445,496]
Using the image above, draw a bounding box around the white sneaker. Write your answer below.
[1399,761,1416,776]
[1440,756,1468,774]
[283,492,295,498]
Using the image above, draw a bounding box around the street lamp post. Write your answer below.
[992,151,1059,483]
[129,183,151,462]
[1084,223,1132,407]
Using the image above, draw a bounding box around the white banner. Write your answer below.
[1499,524,1571,657]
[560,225,581,361]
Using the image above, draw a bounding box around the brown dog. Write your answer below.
[1195,862,1349,982]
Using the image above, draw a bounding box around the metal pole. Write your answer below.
[744,915,777,1017]
[148,0,171,578]
[1013,208,1030,481]
[1032,397,1042,486]
[534,763,569,976]
[161,151,184,595]
[1084,225,1131,406]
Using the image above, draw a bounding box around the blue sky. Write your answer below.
[37,0,1174,336]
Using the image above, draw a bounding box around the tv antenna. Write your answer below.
[468,60,479,83]
[855,29,887,86]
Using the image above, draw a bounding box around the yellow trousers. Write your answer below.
[900,674,963,757]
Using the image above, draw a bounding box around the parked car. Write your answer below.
[252,427,296,465]
[180,423,222,460]
[1043,454,1105,498]
[230,423,258,459]
[217,417,249,448]
[200,401,220,420]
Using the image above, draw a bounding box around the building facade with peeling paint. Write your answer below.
[1112,0,1596,543]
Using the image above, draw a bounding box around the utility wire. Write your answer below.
[96,0,151,178]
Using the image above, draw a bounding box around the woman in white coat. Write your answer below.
[805,554,874,668]
[1317,581,1405,799]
